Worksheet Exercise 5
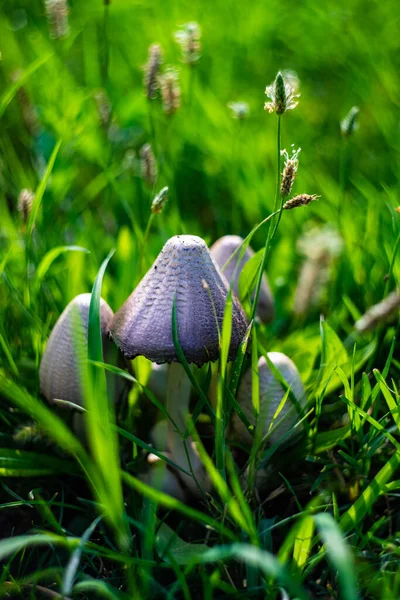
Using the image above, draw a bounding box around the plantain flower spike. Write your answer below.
[280,145,301,196]
[140,143,157,187]
[18,189,34,224]
[151,187,169,214]
[159,68,181,115]
[175,22,202,64]
[45,0,70,40]
[227,101,249,120]
[265,70,299,115]
[341,106,359,137]
[283,193,320,210]
[144,44,163,100]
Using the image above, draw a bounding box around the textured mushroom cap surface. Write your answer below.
[110,235,249,366]
[210,235,274,324]
[40,294,114,407]
[233,352,306,445]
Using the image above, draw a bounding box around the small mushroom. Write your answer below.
[210,235,274,324]
[110,234,248,495]
[147,363,168,402]
[142,452,188,502]
[232,352,306,446]
[40,294,128,433]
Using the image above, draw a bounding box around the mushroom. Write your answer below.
[210,235,274,324]
[143,452,188,502]
[147,363,168,402]
[232,352,306,447]
[40,293,128,434]
[110,234,248,495]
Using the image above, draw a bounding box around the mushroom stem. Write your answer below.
[166,362,205,494]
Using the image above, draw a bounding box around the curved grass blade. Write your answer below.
[87,250,130,551]
[192,543,311,600]
[0,448,77,477]
[0,53,53,117]
[315,513,359,600]
[33,245,90,296]
[27,139,63,240]
[62,515,102,596]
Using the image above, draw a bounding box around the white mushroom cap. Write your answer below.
[210,235,274,324]
[233,352,306,446]
[39,293,114,408]
[110,235,249,367]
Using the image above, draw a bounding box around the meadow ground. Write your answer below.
[0,0,400,598]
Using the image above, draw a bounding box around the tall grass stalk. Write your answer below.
[250,115,282,323]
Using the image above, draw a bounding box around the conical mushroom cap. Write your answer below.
[233,352,306,445]
[210,235,274,324]
[39,294,114,407]
[110,235,249,366]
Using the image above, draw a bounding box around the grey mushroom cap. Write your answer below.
[233,352,306,446]
[110,234,249,367]
[210,235,275,324]
[40,293,114,408]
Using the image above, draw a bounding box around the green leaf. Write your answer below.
[312,425,351,454]
[238,248,263,302]
[316,320,348,396]
[293,514,315,572]
[156,523,210,565]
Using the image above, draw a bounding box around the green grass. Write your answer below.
[1,0,400,598]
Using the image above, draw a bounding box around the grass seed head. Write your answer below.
[144,43,162,100]
[93,88,112,126]
[283,193,320,210]
[151,187,169,214]
[45,0,70,39]
[140,143,157,187]
[17,189,34,224]
[265,70,299,115]
[159,68,181,115]
[341,106,359,137]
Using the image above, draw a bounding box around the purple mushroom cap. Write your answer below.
[110,235,249,367]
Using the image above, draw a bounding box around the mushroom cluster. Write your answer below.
[39,232,306,499]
